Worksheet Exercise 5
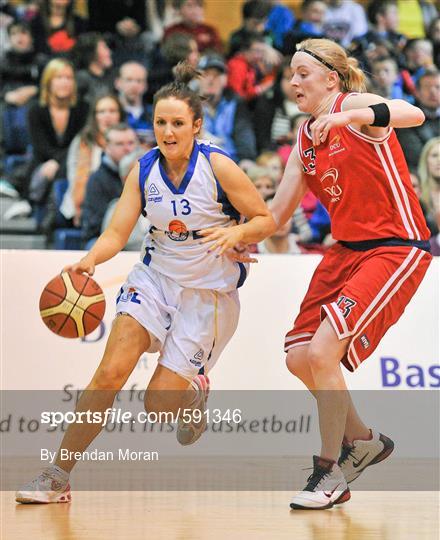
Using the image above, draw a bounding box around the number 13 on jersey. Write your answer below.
[171,199,192,216]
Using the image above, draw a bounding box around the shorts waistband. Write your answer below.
[339,238,431,253]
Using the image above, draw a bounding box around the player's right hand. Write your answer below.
[225,244,258,264]
[63,254,96,276]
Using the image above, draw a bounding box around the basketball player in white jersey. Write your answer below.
[16,63,275,504]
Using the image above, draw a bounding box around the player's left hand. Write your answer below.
[199,225,246,257]
[310,111,353,146]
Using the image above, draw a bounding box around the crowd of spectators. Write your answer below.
[1,0,439,254]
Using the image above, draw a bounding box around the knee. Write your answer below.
[112,315,151,353]
[307,342,329,373]
[90,364,128,390]
[286,348,308,378]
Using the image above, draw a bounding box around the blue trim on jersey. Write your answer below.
[198,142,231,160]
[198,142,240,221]
[237,263,247,288]
[158,142,199,194]
[215,179,241,222]
[139,148,160,215]
[116,286,124,304]
[142,245,155,266]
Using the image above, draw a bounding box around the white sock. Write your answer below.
[49,464,69,481]
[188,379,201,407]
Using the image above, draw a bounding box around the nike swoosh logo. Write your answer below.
[324,484,340,498]
[352,452,370,468]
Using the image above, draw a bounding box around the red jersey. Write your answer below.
[296,92,430,242]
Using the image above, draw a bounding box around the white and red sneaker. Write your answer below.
[176,374,210,446]
[16,466,71,504]
[338,430,394,483]
[290,456,350,510]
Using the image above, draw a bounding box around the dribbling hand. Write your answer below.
[63,254,96,276]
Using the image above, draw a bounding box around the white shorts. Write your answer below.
[115,263,240,380]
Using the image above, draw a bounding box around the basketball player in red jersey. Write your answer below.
[270,39,432,510]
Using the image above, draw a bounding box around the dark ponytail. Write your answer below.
[153,62,203,122]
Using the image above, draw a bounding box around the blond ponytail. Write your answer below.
[345,57,367,93]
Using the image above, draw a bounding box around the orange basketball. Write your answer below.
[168,220,187,234]
[39,272,106,338]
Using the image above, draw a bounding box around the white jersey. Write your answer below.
[138,140,248,292]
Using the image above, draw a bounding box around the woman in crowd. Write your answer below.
[30,0,87,55]
[19,58,88,219]
[418,136,440,230]
[60,93,124,225]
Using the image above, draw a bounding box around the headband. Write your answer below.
[298,49,345,82]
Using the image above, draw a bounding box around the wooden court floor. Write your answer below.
[3,490,439,540]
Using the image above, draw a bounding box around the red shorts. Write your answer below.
[284,243,432,371]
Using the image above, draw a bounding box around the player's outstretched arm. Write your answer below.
[310,93,425,146]
[199,152,276,255]
[64,164,142,275]
[270,146,307,229]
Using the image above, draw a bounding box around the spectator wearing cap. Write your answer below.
[163,0,222,53]
[198,54,257,163]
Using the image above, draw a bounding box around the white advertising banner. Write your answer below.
[1,250,438,391]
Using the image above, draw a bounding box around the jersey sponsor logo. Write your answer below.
[320,168,342,202]
[165,219,189,241]
[336,295,356,318]
[189,349,204,367]
[194,349,204,361]
[147,183,163,203]
[329,134,346,157]
[116,287,141,305]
